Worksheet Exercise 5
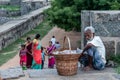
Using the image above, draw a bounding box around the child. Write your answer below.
[55,41,61,50]
[41,46,45,69]
[19,44,27,70]
[51,36,56,45]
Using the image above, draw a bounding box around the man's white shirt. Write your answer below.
[51,38,56,45]
[87,36,106,64]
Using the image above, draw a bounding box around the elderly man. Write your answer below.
[80,26,106,71]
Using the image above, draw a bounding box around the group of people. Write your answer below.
[19,34,60,70]
[19,26,106,71]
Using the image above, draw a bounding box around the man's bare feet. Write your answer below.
[83,66,93,71]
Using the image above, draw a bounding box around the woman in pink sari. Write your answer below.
[46,41,56,68]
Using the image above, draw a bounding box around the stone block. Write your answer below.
[81,11,120,37]
[0,67,24,79]
[10,0,21,6]
[103,41,115,57]
[116,41,120,55]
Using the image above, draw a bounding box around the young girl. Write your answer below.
[41,47,45,69]
[19,44,27,70]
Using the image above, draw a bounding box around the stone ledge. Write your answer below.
[101,37,120,57]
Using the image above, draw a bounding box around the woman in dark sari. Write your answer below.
[25,37,33,68]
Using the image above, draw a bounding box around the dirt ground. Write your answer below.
[0,27,81,70]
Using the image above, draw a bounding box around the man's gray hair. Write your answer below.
[84,26,95,33]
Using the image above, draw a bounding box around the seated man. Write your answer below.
[79,26,106,71]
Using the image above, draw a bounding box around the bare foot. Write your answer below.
[83,66,93,71]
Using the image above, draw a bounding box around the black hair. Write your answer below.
[35,34,40,39]
[56,41,59,44]
[26,37,31,41]
[21,44,25,48]
[52,36,55,38]
[41,46,43,51]
[49,41,52,44]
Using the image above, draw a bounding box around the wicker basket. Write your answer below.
[54,36,81,76]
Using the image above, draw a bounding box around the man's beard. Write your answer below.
[87,36,94,41]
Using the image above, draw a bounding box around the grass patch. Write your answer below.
[115,66,120,74]
[108,54,120,74]
[108,54,120,64]
[0,20,52,66]
[0,5,20,11]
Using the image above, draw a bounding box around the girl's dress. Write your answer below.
[31,39,42,69]
[19,49,27,67]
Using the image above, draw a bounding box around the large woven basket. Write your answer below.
[54,36,80,76]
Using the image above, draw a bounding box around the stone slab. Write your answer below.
[0,67,25,79]
[24,68,118,80]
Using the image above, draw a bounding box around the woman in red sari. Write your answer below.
[31,34,42,69]
[25,37,33,68]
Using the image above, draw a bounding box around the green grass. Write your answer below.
[0,20,52,66]
[108,54,120,74]
[0,5,20,11]
[108,54,120,64]
[115,66,120,74]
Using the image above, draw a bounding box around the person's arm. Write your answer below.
[27,50,33,56]
[45,48,48,56]
[82,43,94,54]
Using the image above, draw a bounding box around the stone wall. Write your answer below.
[81,11,120,56]
[0,9,21,17]
[0,17,13,25]
[21,1,44,15]
[0,6,50,50]
[10,0,21,6]
[0,1,10,5]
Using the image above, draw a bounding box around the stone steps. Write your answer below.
[0,67,119,80]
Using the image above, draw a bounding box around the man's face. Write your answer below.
[84,30,94,41]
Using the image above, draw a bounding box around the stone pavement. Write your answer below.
[1,67,120,80]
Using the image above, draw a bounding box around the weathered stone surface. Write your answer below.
[116,42,120,54]
[81,11,120,37]
[4,67,118,80]
[24,68,117,80]
[103,41,115,57]
[21,1,44,15]
[0,5,50,50]
[0,67,24,79]
[113,74,120,80]
[10,0,21,6]
[81,11,120,56]
[0,17,13,25]
[0,0,10,5]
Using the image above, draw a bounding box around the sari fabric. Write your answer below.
[47,45,56,68]
[26,42,33,68]
[32,39,42,69]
